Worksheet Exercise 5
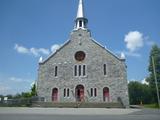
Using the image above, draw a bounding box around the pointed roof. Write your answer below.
[75,0,88,29]
[76,0,85,18]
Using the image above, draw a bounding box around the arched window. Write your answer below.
[103,87,109,102]
[75,85,84,102]
[52,88,58,102]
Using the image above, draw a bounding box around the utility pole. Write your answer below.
[152,56,160,108]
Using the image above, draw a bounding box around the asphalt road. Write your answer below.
[0,114,160,120]
[0,108,159,120]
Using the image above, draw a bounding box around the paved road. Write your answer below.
[0,114,160,120]
[0,108,159,120]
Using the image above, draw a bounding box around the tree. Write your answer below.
[31,83,37,96]
[13,93,22,99]
[128,81,152,104]
[6,94,13,99]
[21,92,31,98]
[146,44,160,103]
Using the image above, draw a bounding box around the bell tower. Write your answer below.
[74,0,88,30]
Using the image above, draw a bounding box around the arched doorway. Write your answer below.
[75,85,84,102]
[103,87,109,102]
[52,88,58,102]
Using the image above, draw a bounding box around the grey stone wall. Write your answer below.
[37,29,129,107]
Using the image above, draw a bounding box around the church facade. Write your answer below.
[37,0,129,107]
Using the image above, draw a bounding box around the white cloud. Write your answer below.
[124,31,144,52]
[141,78,149,85]
[9,77,34,83]
[51,44,61,53]
[10,77,24,83]
[14,43,62,57]
[116,51,141,58]
[128,78,149,85]
[14,44,50,57]
[30,48,50,57]
[14,44,29,54]
[123,51,141,57]
[131,79,137,81]
[120,31,156,58]
[30,48,39,56]
[39,48,50,55]
[127,79,141,83]
[128,79,136,84]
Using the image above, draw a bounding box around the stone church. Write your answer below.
[37,0,129,107]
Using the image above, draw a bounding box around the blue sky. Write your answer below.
[0,0,160,95]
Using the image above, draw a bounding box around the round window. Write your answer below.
[75,51,86,61]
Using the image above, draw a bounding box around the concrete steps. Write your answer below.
[32,102,124,108]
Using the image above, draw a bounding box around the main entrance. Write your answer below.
[75,85,84,102]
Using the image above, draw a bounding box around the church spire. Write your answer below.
[77,0,85,18]
[75,0,88,30]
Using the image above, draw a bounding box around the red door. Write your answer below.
[80,88,84,101]
[52,88,58,102]
[75,85,84,102]
[103,87,109,102]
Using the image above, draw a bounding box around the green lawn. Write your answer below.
[143,104,159,109]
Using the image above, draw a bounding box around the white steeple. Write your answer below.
[76,0,85,18]
[75,0,88,30]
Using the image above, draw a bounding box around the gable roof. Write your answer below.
[91,38,124,61]
[39,35,125,65]
[39,40,71,65]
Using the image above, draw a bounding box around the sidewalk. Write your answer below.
[0,107,141,115]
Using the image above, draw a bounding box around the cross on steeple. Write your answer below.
[75,0,88,30]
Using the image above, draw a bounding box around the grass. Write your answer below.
[143,103,159,109]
